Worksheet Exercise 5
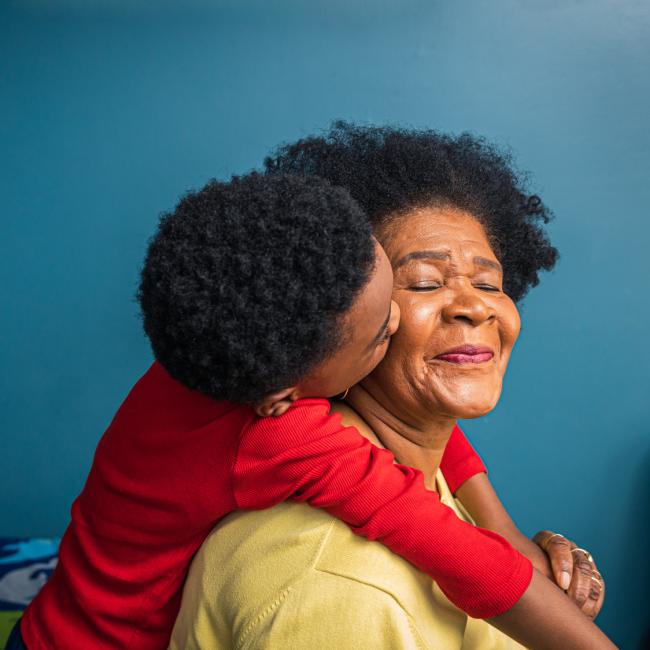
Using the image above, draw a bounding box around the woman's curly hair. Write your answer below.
[138,172,375,403]
[265,121,558,303]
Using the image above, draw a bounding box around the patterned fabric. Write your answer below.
[0,539,59,649]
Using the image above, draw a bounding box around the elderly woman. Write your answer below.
[170,124,613,649]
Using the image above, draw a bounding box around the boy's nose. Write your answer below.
[388,300,401,335]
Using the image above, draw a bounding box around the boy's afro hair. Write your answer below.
[138,172,375,403]
[265,121,558,303]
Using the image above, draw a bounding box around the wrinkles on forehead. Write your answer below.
[393,250,502,274]
[375,204,503,265]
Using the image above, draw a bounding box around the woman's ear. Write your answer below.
[253,386,299,418]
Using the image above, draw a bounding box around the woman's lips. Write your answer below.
[434,345,494,364]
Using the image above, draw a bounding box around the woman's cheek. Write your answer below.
[386,298,437,380]
[397,293,437,330]
[499,295,521,352]
[381,298,427,365]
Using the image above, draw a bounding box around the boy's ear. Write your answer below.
[253,386,300,418]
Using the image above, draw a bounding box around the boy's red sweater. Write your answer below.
[22,362,532,649]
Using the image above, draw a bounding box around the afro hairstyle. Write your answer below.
[138,172,375,403]
[265,121,558,303]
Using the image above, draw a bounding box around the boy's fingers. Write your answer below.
[572,556,605,619]
[589,568,606,620]
[533,531,574,590]
[567,550,596,608]
[581,575,604,618]
[533,532,606,618]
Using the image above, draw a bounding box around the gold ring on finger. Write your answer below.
[541,533,566,550]
[571,547,593,563]
[590,574,603,588]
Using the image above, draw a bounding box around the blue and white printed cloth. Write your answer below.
[0,538,59,649]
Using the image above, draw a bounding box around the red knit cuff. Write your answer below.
[456,549,533,619]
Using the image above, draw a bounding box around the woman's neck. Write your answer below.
[345,382,457,491]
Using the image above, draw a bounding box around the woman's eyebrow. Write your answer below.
[394,250,502,273]
[474,256,502,272]
[393,250,449,269]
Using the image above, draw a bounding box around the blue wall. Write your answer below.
[1,1,648,646]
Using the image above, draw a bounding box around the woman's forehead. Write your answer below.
[381,206,496,261]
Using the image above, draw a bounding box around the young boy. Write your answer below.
[17,173,530,649]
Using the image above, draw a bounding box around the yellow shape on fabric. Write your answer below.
[0,611,21,650]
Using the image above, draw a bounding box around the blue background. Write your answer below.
[1,1,648,646]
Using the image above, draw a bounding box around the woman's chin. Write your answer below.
[450,402,498,420]
[431,387,502,420]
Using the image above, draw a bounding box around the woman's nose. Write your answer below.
[441,289,495,326]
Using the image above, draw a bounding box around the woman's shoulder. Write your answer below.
[173,501,524,650]
[170,503,336,648]
[185,499,430,608]
[172,501,464,649]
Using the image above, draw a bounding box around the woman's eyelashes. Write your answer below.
[400,265,502,293]
[474,284,501,293]
[408,282,443,291]
[407,283,501,292]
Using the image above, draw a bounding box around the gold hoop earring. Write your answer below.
[340,387,350,400]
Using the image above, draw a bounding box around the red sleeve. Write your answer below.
[233,399,531,619]
[439,424,487,494]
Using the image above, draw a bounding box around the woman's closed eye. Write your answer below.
[409,282,443,291]
[408,281,501,293]
[474,284,501,293]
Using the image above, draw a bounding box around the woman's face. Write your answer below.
[362,206,520,421]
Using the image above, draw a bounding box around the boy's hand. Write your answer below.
[533,530,605,619]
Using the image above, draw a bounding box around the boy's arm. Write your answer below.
[234,402,615,648]
[439,428,554,578]
[232,400,614,650]
[456,473,553,576]
[442,427,605,618]
[457,472,605,619]
[234,400,530,619]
